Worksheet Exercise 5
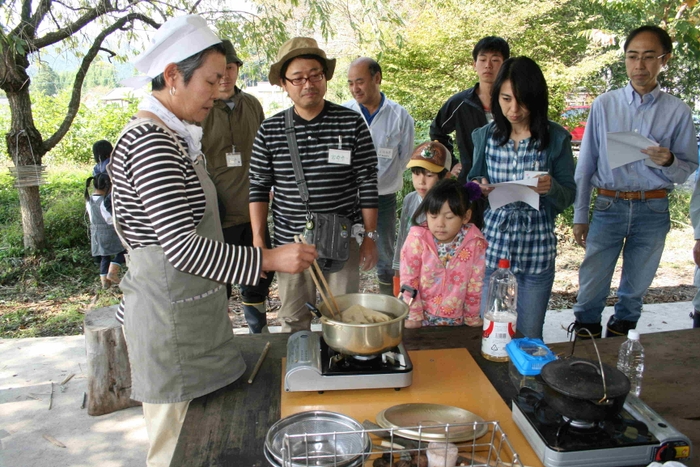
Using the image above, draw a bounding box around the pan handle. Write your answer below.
[399,284,417,307]
[568,327,610,404]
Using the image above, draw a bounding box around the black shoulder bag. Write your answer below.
[284,108,350,273]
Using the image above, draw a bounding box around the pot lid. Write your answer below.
[540,357,630,400]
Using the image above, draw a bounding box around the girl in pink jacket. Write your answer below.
[400,179,487,328]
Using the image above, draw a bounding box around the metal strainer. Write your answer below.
[265,411,370,467]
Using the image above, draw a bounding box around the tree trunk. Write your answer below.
[5,87,47,250]
[17,186,45,250]
[84,305,141,416]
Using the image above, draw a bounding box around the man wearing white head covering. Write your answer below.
[111,16,316,466]
[249,37,379,332]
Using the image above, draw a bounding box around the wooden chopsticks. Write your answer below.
[294,235,341,320]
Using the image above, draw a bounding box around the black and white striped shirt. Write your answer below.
[111,121,262,321]
[249,102,378,246]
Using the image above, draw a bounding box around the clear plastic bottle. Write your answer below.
[617,329,645,396]
[481,259,518,362]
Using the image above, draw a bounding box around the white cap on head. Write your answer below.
[121,15,221,89]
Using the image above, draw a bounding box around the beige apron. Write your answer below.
[111,118,246,403]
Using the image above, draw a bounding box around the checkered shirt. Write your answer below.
[482,136,557,274]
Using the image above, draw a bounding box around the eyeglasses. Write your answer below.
[284,72,325,86]
[624,53,668,63]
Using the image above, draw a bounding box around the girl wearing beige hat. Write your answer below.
[111,15,316,466]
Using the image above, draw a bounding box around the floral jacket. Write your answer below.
[400,223,487,325]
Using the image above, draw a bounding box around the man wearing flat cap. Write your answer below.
[201,40,273,334]
[249,37,379,332]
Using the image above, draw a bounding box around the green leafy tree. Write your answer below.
[587,0,700,105]
[84,61,118,89]
[0,0,167,250]
[378,0,617,122]
[32,63,59,96]
[0,0,400,251]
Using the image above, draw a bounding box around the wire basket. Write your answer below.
[272,420,523,467]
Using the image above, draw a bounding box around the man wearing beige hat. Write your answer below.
[249,37,379,332]
[201,40,273,334]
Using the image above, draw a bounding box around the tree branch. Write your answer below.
[42,13,155,152]
[32,1,115,50]
[19,0,32,23]
[28,0,54,39]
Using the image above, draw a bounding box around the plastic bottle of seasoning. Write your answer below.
[481,259,518,362]
[617,329,645,396]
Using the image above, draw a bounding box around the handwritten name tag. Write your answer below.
[328,149,351,165]
[377,147,397,159]
[226,153,242,167]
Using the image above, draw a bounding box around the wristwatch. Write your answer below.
[364,230,379,241]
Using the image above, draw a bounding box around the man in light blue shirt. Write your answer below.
[572,25,698,338]
[345,57,415,295]
[690,174,700,328]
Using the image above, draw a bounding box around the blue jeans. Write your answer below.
[376,193,397,285]
[574,195,670,324]
[98,252,125,275]
[481,265,555,339]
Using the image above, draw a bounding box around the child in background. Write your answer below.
[400,178,487,328]
[392,141,451,295]
[92,140,113,177]
[85,173,125,289]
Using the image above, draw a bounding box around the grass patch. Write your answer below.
[0,164,121,338]
[0,162,695,338]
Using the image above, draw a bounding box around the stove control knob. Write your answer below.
[655,442,691,462]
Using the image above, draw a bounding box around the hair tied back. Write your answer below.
[464,181,482,202]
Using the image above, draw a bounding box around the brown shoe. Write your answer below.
[106,263,121,285]
[100,276,112,289]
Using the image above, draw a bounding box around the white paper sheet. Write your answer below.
[486,177,540,210]
[606,132,658,169]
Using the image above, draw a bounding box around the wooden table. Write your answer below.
[171,327,700,466]
[547,328,700,466]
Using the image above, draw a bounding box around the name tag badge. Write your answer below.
[226,153,242,167]
[328,149,352,165]
[377,147,397,160]
[524,170,547,179]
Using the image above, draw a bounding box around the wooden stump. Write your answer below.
[84,305,141,416]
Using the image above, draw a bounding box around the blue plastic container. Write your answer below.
[505,338,557,391]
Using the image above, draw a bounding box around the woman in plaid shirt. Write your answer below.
[468,57,576,339]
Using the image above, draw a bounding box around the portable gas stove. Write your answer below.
[284,330,413,392]
[512,387,692,467]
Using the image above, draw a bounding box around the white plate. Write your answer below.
[376,403,488,443]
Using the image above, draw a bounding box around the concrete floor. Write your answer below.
[0,302,694,467]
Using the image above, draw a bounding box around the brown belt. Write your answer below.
[597,188,667,200]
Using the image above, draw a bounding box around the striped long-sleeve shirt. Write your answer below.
[111,121,262,322]
[249,101,378,246]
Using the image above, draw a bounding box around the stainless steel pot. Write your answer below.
[318,293,409,356]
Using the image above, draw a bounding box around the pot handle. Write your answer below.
[569,360,601,375]
[305,302,322,318]
[398,285,417,307]
[568,327,610,404]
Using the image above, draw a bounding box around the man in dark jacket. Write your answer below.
[429,36,510,183]
[201,39,272,333]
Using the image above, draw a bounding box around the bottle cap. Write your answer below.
[627,329,640,340]
[498,258,510,268]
